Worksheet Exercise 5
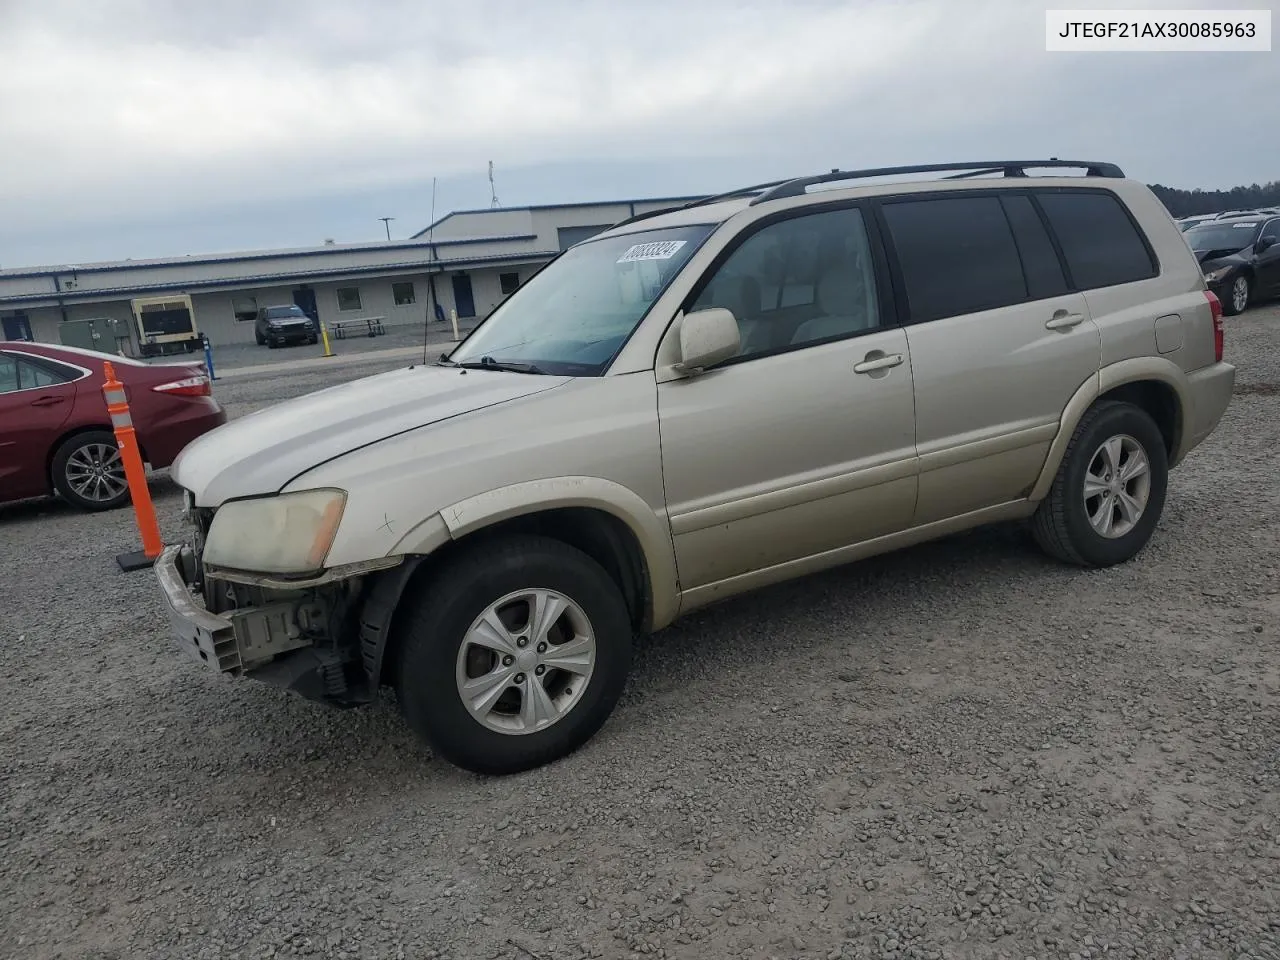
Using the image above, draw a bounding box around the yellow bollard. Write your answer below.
[320,320,335,358]
[449,307,459,342]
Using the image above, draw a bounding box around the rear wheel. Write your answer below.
[395,535,633,775]
[1031,401,1168,567]
[51,431,131,511]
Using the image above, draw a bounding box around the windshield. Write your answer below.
[446,223,716,376]
[1186,221,1260,252]
[266,305,306,318]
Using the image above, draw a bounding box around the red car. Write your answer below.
[0,342,227,511]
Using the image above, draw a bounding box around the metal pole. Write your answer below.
[378,217,395,241]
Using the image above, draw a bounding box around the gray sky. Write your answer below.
[0,0,1273,268]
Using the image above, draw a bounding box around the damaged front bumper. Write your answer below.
[154,543,399,707]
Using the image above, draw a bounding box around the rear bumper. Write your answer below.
[141,402,227,468]
[1179,361,1235,462]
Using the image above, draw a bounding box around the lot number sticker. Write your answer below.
[617,240,687,263]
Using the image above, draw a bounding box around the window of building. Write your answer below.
[392,281,416,305]
[336,287,362,311]
[1035,191,1157,290]
[881,195,1028,323]
[500,273,520,295]
[232,296,257,322]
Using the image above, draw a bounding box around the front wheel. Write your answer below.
[1031,401,1168,567]
[1223,274,1250,316]
[395,535,633,775]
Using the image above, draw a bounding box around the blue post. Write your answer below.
[201,334,218,381]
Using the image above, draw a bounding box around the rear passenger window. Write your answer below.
[1036,191,1157,289]
[0,355,17,394]
[881,196,1027,323]
[1000,195,1068,299]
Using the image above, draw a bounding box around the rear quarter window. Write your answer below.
[1035,191,1158,290]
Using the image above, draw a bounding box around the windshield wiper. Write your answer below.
[456,356,546,375]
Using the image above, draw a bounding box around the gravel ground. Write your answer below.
[2,305,1278,960]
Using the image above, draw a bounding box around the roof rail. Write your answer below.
[608,178,797,230]
[748,160,1125,206]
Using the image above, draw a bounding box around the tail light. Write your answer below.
[153,374,211,397]
[1205,290,1224,363]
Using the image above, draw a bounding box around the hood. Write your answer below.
[1195,246,1251,270]
[173,363,570,506]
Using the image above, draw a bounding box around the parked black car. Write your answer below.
[254,304,319,348]
[1185,214,1280,316]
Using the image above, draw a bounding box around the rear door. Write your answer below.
[0,351,81,501]
[876,191,1100,526]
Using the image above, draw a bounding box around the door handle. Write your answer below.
[1046,310,1086,331]
[30,395,66,407]
[853,352,904,374]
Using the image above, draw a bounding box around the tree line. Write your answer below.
[1149,181,1280,218]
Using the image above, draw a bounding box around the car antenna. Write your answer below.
[424,175,438,367]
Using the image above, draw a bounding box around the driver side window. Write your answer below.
[690,206,881,361]
[1262,219,1280,243]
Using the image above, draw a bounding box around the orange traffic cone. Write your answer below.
[103,361,165,571]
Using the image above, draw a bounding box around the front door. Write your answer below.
[1256,218,1280,298]
[877,191,1101,525]
[292,287,319,326]
[452,274,476,318]
[657,204,918,591]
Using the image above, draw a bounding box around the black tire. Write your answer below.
[267,338,278,349]
[255,331,266,346]
[1222,274,1250,317]
[308,336,318,345]
[1031,401,1168,567]
[51,430,132,512]
[395,535,633,775]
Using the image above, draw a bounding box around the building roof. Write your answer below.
[0,234,537,280]
[410,196,708,239]
[0,250,560,308]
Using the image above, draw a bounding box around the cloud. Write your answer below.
[0,0,1272,266]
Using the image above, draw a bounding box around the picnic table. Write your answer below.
[330,316,386,339]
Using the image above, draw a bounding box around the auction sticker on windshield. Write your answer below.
[617,240,687,263]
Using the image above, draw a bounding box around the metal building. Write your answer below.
[0,197,703,354]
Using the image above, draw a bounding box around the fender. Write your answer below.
[413,476,681,631]
[1028,357,1192,502]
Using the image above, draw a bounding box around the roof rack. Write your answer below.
[608,178,798,230]
[748,160,1125,206]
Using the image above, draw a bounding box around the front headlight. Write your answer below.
[203,488,347,574]
[1204,267,1234,283]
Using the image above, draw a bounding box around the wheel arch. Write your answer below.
[46,424,145,491]
[362,477,679,690]
[1029,359,1191,502]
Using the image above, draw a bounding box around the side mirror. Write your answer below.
[674,307,741,374]
[1256,235,1276,253]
